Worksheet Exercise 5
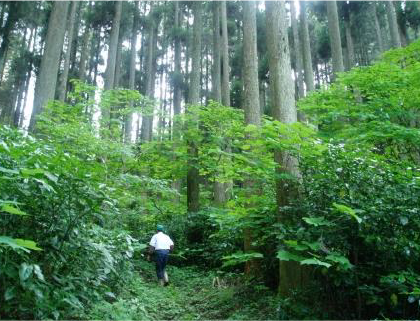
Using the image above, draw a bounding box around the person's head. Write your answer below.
[156,224,164,232]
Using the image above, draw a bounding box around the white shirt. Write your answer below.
[149,232,174,250]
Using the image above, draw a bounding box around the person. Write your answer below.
[148,224,174,286]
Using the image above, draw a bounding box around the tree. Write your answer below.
[125,2,139,143]
[220,1,230,107]
[242,1,261,276]
[386,1,402,48]
[104,1,122,91]
[265,0,302,295]
[29,1,70,131]
[326,1,344,80]
[186,2,202,213]
[58,1,78,102]
[371,2,385,53]
[300,1,314,92]
[291,1,304,100]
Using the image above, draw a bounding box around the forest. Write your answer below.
[0,0,419,319]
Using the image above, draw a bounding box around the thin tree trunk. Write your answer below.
[300,1,314,92]
[58,1,78,102]
[344,9,355,70]
[187,2,202,213]
[114,35,123,88]
[29,1,70,131]
[371,2,384,53]
[242,1,261,277]
[290,1,304,99]
[326,0,344,81]
[125,4,139,144]
[386,1,401,48]
[220,0,230,107]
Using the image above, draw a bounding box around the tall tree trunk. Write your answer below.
[141,7,159,142]
[371,2,384,53]
[344,6,355,71]
[242,1,261,277]
[79,27,91,82]
[29,1,70,131]
[104,1,122,90]
[300,1,314,92]
[326,0,344,81]
[114,35,123,88]
[58,1,78,102]
[220,0,230,107]
[125,4,139,144]
[173,1,182,120]
[290,1,304,100]
[266,0,303,295]
[212,2,226,206]
[0,2,18,85]
[187,2,202,213]
[386,1,401,48]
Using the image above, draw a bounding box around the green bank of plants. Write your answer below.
[0,41,419,319]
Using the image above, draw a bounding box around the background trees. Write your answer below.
[0,1,420,319]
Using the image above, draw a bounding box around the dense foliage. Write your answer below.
[0,13,419,320]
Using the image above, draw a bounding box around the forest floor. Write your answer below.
[85,260,279,320]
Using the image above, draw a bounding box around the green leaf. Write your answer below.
[303,216,334,227]
[137,243,148,251]
[0,167,18,175]
[300,258,332,268]
[276,250,306,262]
[0,236,30,252]
[20,168,45,176]
[14,239,42,251]
[1,204,28,216]
[326,254,353,269]
[4,287,16,301]
[19,263,33,282]
[333,203,362,223]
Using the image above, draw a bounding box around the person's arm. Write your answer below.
[147,245,155,261]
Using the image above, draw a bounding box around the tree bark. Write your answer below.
[242,1,261,277]
[220,1,230,107]
[29,1,70,131]
[125,4,139,144]
[104,1,122,90]
[326,0,344,81]
[290,1,304,100]
[371,2,384,53]
[266,1,303,295]
[58,1,78,102]
[187,2,202,213]
[300,1,314,92]
[386,1,401,48]
[0,2,19,85]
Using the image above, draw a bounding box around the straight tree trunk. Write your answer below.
[29,1,70,131]
[326,0,344,81]
[300,1,314,92]
[212,2,226,206]
[242,1,261,277]
[344,8,355,70]
[173,1,182,119]
[58,1,78,102]
[141,8,160,142]
[0,2,18,85]
[290,1,304,99]
[266,1,303,295]
[386,1,401,48]
[220,0,230,107]
[114,35,123,88]
[125,5,139,143]
[187,2,202,213]
[371,2,385,53]
[104,1,122,90]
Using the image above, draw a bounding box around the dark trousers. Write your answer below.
[154,249,169,279]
